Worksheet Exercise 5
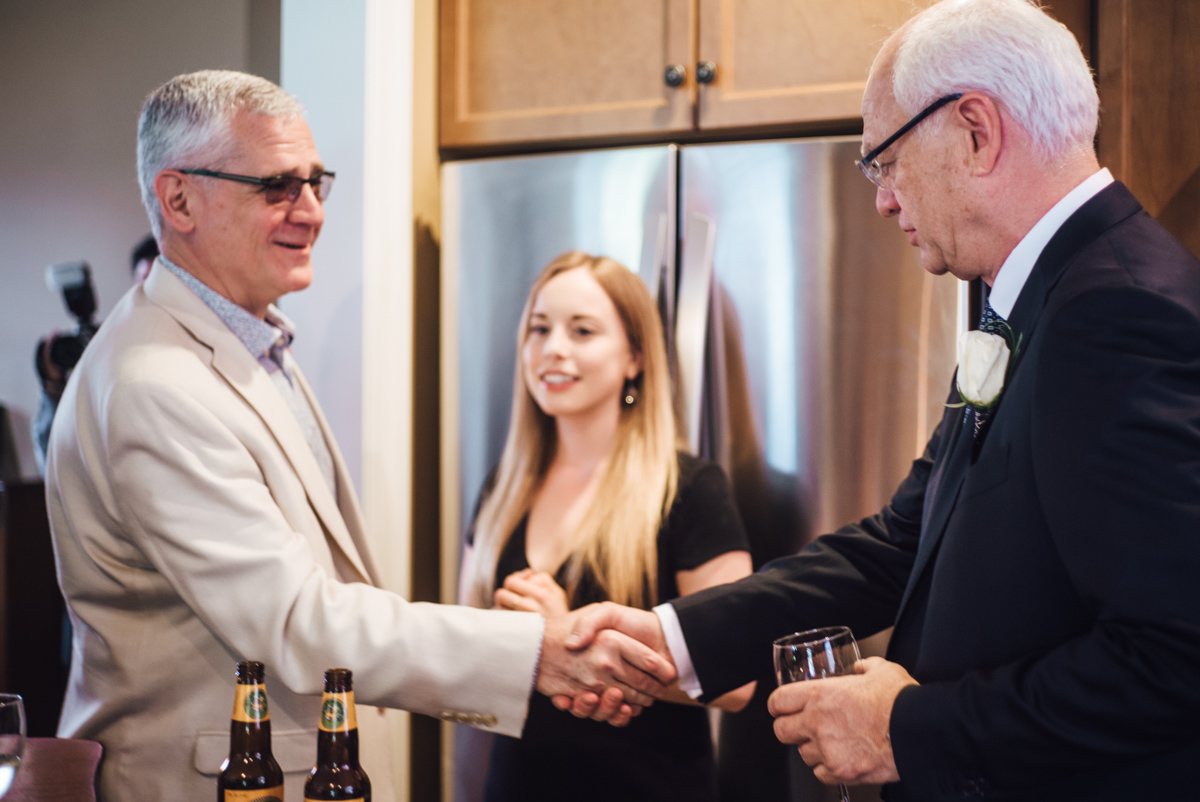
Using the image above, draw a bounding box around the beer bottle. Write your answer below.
[304,668,370,802]
[219,660,284,802]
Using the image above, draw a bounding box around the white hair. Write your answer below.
[136,70,305,238]
[891,0,1098,162]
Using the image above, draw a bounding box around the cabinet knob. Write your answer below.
[664,64,687,88]
[696,61,717,84]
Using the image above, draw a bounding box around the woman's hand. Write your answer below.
[494,568,570,617]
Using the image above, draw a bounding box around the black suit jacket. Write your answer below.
[671,182,1200,801]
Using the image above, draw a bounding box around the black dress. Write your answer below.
[469,453,750,802]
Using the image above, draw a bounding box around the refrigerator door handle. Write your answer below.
[646,212,668,304]
[675,211,716,453]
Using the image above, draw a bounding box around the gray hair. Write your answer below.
[136,70,305,238]
[891,0,1098,162]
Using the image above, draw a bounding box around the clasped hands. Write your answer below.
[496,569,672,727]
[527,590,915,787]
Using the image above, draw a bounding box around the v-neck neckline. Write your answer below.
[510,514,571,586]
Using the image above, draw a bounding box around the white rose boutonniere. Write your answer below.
[955,330,1011,409]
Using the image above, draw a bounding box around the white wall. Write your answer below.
[0,0,274,479]
[283,1,416,797]
[279,1,367,494]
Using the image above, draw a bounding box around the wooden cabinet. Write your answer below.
[439,0,1198,224]
[695,0,934,129]
[440,0,936,149]
[1095,0,1200,259]
[440,0,694,147]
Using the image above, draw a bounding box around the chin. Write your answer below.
[285,265,315,293]
[533,396,570,418]
[919,251,950,276]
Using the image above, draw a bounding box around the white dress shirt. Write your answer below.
[986,168,1113,317]
[655,167,1116,699]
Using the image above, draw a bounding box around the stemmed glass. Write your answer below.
[0,695,24,798]
[774,626,860,802]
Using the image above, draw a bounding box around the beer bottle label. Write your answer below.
[317,690,357,732]
[222,786,284,802]
[232,684,271,723]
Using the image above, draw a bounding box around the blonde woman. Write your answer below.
[461,251,754,802]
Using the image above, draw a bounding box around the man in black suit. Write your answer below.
[559,0,1200,799]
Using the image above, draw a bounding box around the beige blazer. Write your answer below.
[46,263,542,802]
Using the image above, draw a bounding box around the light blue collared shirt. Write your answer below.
[159,256,336,495]
[159,255,296,379]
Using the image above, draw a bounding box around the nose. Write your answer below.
[875,183,900,219]
[544,324,571,357]
[288,181,325,227]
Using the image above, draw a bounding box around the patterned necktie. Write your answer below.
[978,297,1007,337]
[970,297,1008,439]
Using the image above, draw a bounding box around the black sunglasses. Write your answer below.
[179,168,336,204]
[856,93,963,189]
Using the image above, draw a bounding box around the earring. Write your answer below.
[623,379,639,407]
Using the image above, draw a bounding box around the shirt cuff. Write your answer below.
[530,616,545,694]
[653,602,703,700]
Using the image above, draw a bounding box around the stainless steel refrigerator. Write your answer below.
[441,138,962,802]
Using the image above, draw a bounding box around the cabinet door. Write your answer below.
[1096,0,1200,259]
[696,0,935,129]
[441,0,694,148]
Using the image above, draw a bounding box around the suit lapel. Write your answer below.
[144,265,372,583]
[894,182,1144,625]
[293,367,381,585]
[896,406,972,620]
[1007,182,1143,347]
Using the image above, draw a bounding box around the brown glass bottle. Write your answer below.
[219,660,284,802]
[304,668,371,802]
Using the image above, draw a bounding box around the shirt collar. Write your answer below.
[987,168,1114,319]
[158,255,295,368]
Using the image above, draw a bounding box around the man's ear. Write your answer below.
[154,170,198,235]
[953,93,1004,176]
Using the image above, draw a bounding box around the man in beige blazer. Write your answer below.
[45,70,670,802]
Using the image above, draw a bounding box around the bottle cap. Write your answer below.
[236,661,266,682]
[324,668,353,691]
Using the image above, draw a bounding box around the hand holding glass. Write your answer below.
[0,695,25,798]
[774,626,860,802]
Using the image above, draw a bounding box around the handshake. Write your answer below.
[534,602,676,727]
[531,599,913,787]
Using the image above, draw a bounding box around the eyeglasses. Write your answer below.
[178,168,336,204]
[856,93,963,189]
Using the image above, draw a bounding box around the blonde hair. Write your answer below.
[468,251,680,610]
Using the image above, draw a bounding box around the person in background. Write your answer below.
[566,0,1200,800]
[130,233,158,283]
[461,250,755,802]
[46,71,672,802]
[31,234,158,473]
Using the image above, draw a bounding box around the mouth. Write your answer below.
[902,228,918,246]
[540,371,578,390]
[274,241,310,251]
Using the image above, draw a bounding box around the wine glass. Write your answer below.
[0,695,24,798]
[774,626,860,802]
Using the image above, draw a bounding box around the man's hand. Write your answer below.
[537,604,676,726]
[768,656,917,786]
[564,601,670,656]
[547,602,674,718]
